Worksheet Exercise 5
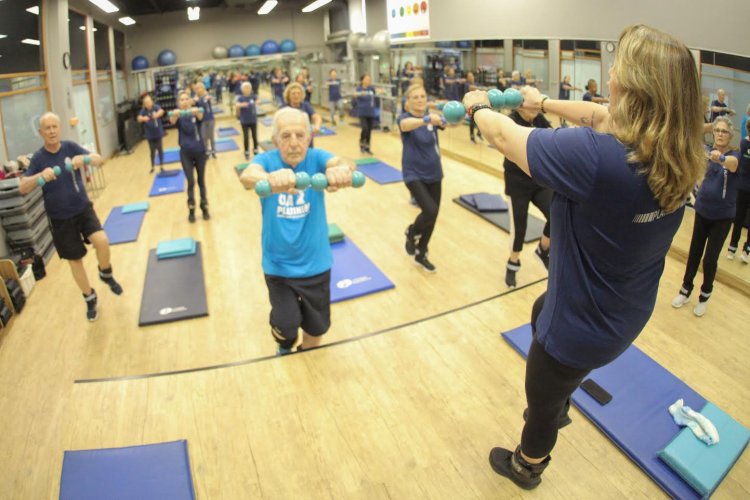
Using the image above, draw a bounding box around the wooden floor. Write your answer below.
[1,108,748,499]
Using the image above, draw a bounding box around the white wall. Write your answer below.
[126,8,327,66]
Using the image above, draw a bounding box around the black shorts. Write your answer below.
[264,270,331,337]
[49,203,103,260]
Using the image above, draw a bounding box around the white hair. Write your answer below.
[713,116,734,138]
[272,108,311,139]
[241,81,252,91]
[39,112,61,128]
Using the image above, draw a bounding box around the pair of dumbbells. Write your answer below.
[37,156,90,187]
[168,107,204,118]
[441,88,525,124]
[254,171,366,198]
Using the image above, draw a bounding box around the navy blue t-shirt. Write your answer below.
[559,82,570,100]
[271,76,287,98]
[583,92,602,102]
[527,127,684,370]
[140,105,165,141]
[196,95,214,121]
[739,138,750,192]
[327,79,342,102]
[237,94,257,125]
[442,74,460,101]
[397,112,443,184]
[354,86,377,117]
[25,141,90,219]
[709,100,728,122]
[283,101,315,120]
[177,115,204,152]
[695,149,741,220]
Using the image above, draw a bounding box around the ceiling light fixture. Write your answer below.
[302,0,333,13]
[258,0,278,15]
[118,16,136,26]
[22,39,41,46]
[88,0,119,14]
[187,6,200,21]
[26,6,39,15]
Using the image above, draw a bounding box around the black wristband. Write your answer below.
[469,104,491,119]
[540,97,548,113]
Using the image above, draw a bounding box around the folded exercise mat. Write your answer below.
[139,242,208,326]
[352,159,403,184]
[217,126,239,137]
[502,324,710,500]
[214,138,239,152]
[60,440,195,500]
[156,237,197,259]
[154,147,181,166]
[121,201,150,214]
[235,162,250,176]
[259,140,276,152]
[261,116,274,127]
[157,169,181,177]
[103,207,146,245]
[213,107,224,114]
[149,169,185,197]
[453,197,544,243]
[315,126,336,137]
[659,403,750,497]
[328,223,344,243]
[459,192,508,212]
[330,236,395,303]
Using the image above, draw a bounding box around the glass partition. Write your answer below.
[513,40,549,92]
[560,40,601,101]
[0,89,47,158]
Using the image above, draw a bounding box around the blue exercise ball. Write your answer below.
[157,49,176,66]
[279,39,296,53]
[435,41,453,48]
[457,40,472,49]
[261,40,279,55]
[228,44,245,58]
[131,55,149,71]
[245,44,261,57]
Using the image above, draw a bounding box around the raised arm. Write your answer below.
[239,164,268,190]
[526,87,610,132]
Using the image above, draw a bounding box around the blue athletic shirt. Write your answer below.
[354,86,377,117]
[739,138,750,192]
[271,77,287,98]
[140,105,165,141]
[695,148,741,220]
[177,115,204,152]
[237,94,257,125]
[527,127,684,370]
[196,95,214,121]
[25,141,90,219]
[583,92,602,102]
[254,148,334,278]
[397,112,443,184]
[327,79,342,102]
[559,82,570,100]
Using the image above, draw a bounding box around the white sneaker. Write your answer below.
[693,301,707,317]
[727,251,735,260]
[671,293,690,308]
[742,250,749,264]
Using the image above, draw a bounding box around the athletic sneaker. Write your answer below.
[201,202,210,221]
[404,227,416,256]
[742,249,750,264]
[244,151,250,161]
[505,259,521,288]
[84,290,98,322]
[414,253,436,273]
[693,301,708,317]
[671,291,690,308]
[98,267,123,295]
[150,166,154,174]
[211,152,217,159]
[188,210,196,223]
[488,446,550,490]
[535,245,550,270]
[276,346,292,356]
[727,251,735,260]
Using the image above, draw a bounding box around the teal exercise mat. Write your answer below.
[156,237,197,259]
[121,201,149,214]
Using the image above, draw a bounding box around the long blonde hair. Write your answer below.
[609,25,704,213]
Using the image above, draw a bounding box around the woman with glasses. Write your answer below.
[672,116,740,316]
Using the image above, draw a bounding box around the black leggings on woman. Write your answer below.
[148,139,164,168]
[682,212,732,301]
[180,149,207,208]
[359,116,375,148]
[406,180,441,254]
[521,293,590,458]
[242,122,258,153]
[508,188,552,253]
[729,189,750,253]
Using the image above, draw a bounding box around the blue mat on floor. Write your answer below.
[316,126,336,137]
[154,147,181,166]
[217,127,239,137]
[502,324,707,500]
[103,207,146,245]
[330,236,394,303]
[215,138,239,152]
[60,440,195,500]
[353,160,402,185]
[149,169,185,197]
[213,107,225,114]
[459,193,508,212]
[261,117,273,127]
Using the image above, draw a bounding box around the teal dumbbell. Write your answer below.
[197,107,204,114]
[294,171,311,190]
[83,155,91,166]
[310,171,366,191]
[436,101,446,111]
[64,158,74,172]
[37,166,61,186]
[442,101,466,124]
[255,172,313,198]
[351,170,366,188]
[503,88,523,109]
[488,88,506,109]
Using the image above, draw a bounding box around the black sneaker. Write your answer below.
[211,152,217,159]
[535,245,550,270]
[414,252,436,273]
[522,408,572,429]
[253,149,259,155]
[201,202,210,221]
[244,151,250,161]
[505,259,520,288]
[404,227,416,256]
[150,166,155,174]
[188,210,196,223]
[98,267,123,295]
[84,290,98,322]
[470,136,477,144]
[489,446,550,490]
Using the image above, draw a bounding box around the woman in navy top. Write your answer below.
[324,69,344,126]
[463,25,705,489]
[464,71,483,143]
[195,82,216,159]
[582,79,609,104]
[137,94,165,173]
[399,84,447,272]
[169,92,208,223]
[557,75,580,127]
[354,73,378,154]
[283,82,322,147]
[235,81,258,160]
[728,120,750,262]
[672,116,740,316]
[271,68,289,107]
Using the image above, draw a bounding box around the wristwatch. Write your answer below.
[468,104,491,119]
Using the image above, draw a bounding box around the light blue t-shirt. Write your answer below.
[254,148,334,278]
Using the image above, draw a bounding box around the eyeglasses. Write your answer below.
[713,129,731,135]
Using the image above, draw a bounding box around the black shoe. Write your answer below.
[489,446,550,490]
[150,166,155,174]
[188,210,196,223]
[470,136,477,144]
[244,151,250,161]
[404,227,416,256]
[535,244,550,270]
[505,259,520,288]
[201,202,210,221]
[365,147,373,155]
[98,267,123,295]
[211,152,217,159]
[84,290,98,322]
[414,252,436,273]
[522,408,572,429]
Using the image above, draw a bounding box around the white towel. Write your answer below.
[669,399,720,446]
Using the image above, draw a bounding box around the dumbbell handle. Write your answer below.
[37,166,62,186]
[311,171,366,191]
[719,154,726,163]
[255,171,365,197]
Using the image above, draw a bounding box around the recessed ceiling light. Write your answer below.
[88,0,119,14]
[118,16,136,26]
[26,6,39,15]
[22,39,41,46]
[258,0,278,15]
[302,0,332,13]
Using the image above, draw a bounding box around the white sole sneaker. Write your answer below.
[727,252,735,261]
[693,301,707,317]
[671,294,689,308]
[742,252,749,264]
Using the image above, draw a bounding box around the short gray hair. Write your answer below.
[272,108,310,139]
[39,112,60,128]
[713,115,734,137]
[241,81,252,91]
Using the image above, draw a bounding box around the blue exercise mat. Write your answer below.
[103,207,146,245]
[502,324,706,500]
[149,169,185,197]
[261,117,273,127]
[355,161,403,185]
[217,127,239,137]
[459,193,508,212]
[121,201,149,214]
[316,126,336,137]
[330,236,395,303]
[154,147,181,166]
[215,138,239,152]
[213,107,225,114]
[60,440,196,500]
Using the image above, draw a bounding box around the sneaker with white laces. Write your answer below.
[671,292,690,308]
[727,251,735,260]
[693,301,708,317]
[414,252,436,272]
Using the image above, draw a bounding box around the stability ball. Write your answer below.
[131,55,149,71]
[212,45,228,59]
[261,40,279,55]
[228,44,245,58]
[157,49,176,66]
[279,39,296,53]
[245,44,261,57]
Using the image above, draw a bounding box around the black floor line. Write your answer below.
[74,277,548,384]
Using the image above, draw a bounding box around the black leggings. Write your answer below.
[729,189,750,252]
[508,188,552,253]
[406,180,441,253]
[359,116,375,147]
[521,292,590,458]
[241,122,258,153]
[682,212,732,301]
[180,149,207,207]
[469,120,482,139]
[148,139,163,168]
